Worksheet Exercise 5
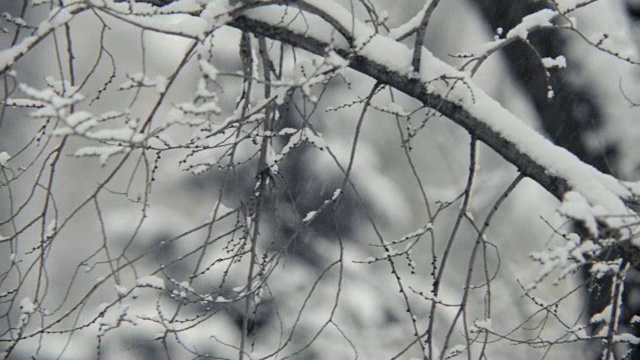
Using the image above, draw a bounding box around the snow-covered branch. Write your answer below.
[225,3,638,230]
[3,1,636,235]
[84,0,640,242]
[0,4,84,75]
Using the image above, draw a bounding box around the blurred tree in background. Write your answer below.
[4,1,640,359]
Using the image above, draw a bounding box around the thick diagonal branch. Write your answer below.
[230,15,571,201]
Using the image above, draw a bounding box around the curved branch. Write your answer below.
[228,12,629,214]
[19,0,639,236]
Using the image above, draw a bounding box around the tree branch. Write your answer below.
[228,4,640,257]
[10,0,637,237]
[96,0,634,228]
[228,14,578,202]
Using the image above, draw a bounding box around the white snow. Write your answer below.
[270,128,326,165]
[331,188,342,199]
[85,127,145,143]
[541,55,567,69]
[74,145,126,165]
[590,260,621,279]
[0,6,81,74]
[119,73,168,94]
[377,102,412,116]
[506,9,556,39]
[19,297,36,315]
[324,50,349,68]
[302,210,316,223]
[115,285,128,296]
[200,0,233,30]
[557,191,601,237]
[215,295,230,303]
[175,101,221,115]
[590,303,613,324]
[0,152,11,166]
[388,1,433,40]
[45,220,57,239]
[199,59,219,80]
[3,98,45,108]
[615,333,640,344]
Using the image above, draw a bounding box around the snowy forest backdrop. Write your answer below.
[4,0,640,359]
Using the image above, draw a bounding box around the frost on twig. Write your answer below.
[528,233,601,290]
[0,5,81,75]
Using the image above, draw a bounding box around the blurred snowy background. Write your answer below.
[2,0,640,359]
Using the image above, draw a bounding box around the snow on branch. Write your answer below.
[31,0,640,245]
[225,3,639,231]
[0,4,85,75]
[105,0,640,247]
